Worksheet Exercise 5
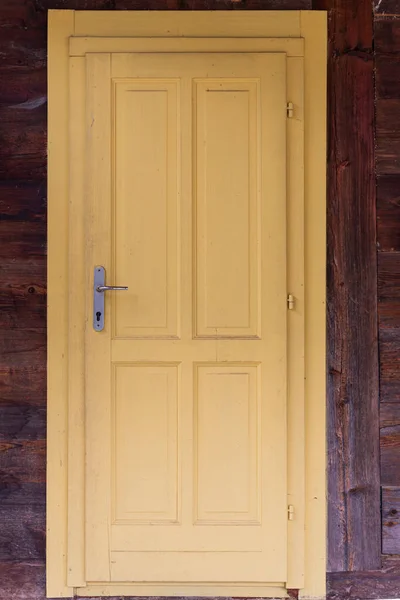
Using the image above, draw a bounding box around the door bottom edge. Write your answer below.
[77,582,288,597]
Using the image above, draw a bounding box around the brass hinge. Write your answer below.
[287,294,295,310]
[287,102,294,118]
[288,505,295,521]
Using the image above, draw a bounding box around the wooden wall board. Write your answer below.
[377,175,400,252]
[376,3,400,582]
[312,0,380,574]
[327,557,400,600]
[382,487,400,555]
[374,0,400,13]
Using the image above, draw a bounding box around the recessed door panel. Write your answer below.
[194,80,260,339]
[113,80,180,339]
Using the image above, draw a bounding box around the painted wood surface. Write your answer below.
[312,0,380,575]
[0,2,311,600]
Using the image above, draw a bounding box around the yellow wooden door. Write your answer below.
[85,51,287,588]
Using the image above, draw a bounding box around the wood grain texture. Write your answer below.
[375,18,400,53]
[382,487,400,554]
[0,368,46,407]
[376,55,400,99]
[327,557,400,599]
[377,175,400,251]
[381,401,400,427]
[0,505,45,563]
[380,327,400,402]
[378,253,400,335]
[115,0,311,6]
[313,0,380,574]
[374,0,400,13]
[0,563,46,599]
[381,409,400,485]
[376,99,400,175]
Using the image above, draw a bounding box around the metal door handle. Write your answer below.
[93,266,128,331]
[96,285,128,292]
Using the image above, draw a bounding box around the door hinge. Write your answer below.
[287,294,295,310]
[287,102,294,118]
[288,505,295,521]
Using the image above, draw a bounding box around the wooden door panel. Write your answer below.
[194,79,260,338]
[112,363,179,523]
[113,80,180,339]
[85,51,288,586]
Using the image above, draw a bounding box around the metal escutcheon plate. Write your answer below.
[93,266,105,331]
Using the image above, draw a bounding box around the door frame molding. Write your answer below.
[48,10,327,599]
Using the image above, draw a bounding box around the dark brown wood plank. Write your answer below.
[0,368,46,407]
[115,0,310,7]
[0,505,45,563]
[375,18,400,54]
[0,105,46,181]
[327,558,400,599]
[0,562,46,599]
[0,406,46,441]
[374,0,400,13]
[376,55,400,99]
[378,252,400,334]
[0,330,45,369]
[381,401,400,426]
[377,99,400,175]
[0,222,46,260]
[378,252,400,300]
[381,416,400,485]
[172,0,310,8]
[380,328,400,402]
[0,260,46,330]
[382,487,400,554]
[0,440,46,484]
[313,0,380,573]
[0,181,46,223]
[377,175,400,251]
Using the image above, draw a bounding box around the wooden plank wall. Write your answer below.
[376,5,400,559]
[0,1,400,599]
[314,0,381,575]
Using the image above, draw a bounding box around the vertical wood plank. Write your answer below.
[67,56,86,588]
[300,11,327,598]
[47,9,75,598]
[84,52,112,582]
[312,0,381,572]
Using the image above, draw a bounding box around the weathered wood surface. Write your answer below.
[382,487,400,554]
[376,4,400,585]
[377,175,400,252]
[374,0,400,13]
[313,0,380,574]
[327,557,400,600]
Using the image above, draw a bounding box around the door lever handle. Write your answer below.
[93,266,128,331]
[96,285,128,292]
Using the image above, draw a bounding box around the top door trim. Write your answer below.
[73,10,302,38]
[69,36,304,57]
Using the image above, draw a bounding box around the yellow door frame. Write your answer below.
[48,10,326,599]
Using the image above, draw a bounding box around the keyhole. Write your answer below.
[96,311,102,323]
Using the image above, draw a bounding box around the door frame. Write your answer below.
[47,10,327,599]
